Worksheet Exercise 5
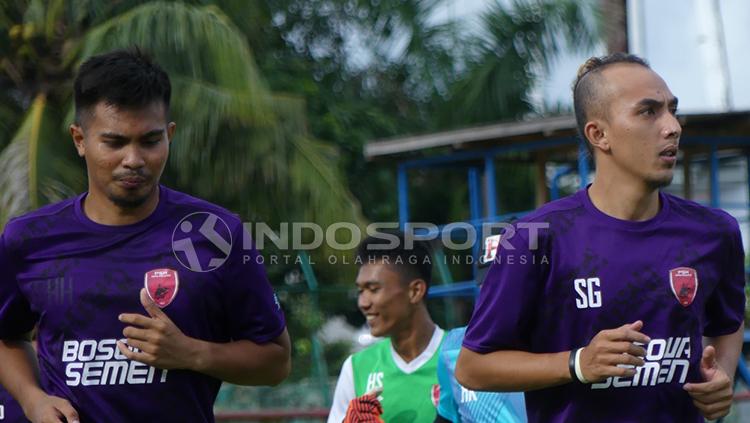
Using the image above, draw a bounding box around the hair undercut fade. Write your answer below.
[74,47,171,126]
[355,230,433,288]
[573,53,650,155]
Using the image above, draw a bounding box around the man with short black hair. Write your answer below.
[328,232,444,423]
[455,53,745,422]
[0,48,291,422]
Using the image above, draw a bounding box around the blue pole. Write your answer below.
[398,164,409,229]
[468,167,481,278]
[551,165,572,200]
[468,167,481,223]
[710,144,719,208]
[484,156,497,218]
[578,143,590,189]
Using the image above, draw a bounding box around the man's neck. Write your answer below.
[588,174,660,221]
[83,185,160,226]
[389,307,436,363]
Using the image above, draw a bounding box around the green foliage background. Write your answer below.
[0,0,614,410]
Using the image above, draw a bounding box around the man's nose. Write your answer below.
[663,114,682,140]
[358,292,372,311]
[122,145,146,169]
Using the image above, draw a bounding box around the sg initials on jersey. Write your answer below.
[574,277,602,309]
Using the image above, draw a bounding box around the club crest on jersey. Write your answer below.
[669,267,698,307]
[480,234,501,264]
[431,384,440,407]
[144,268,179,308]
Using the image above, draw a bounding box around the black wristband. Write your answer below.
[568,349,579,383]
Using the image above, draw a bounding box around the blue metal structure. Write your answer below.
[550,165,573,200]
[710,143,720,207]
[395,134,750,298]
[484,156,498,217]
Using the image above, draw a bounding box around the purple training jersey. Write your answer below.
[463,188,745,423]
[0,386,28,422]
[0,186,286,422]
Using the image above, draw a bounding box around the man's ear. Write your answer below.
[584,119,611,154]
[408,278,428,304]
[167,121,176,144]
[70,124,86,157]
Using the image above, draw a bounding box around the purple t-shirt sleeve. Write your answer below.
[703,218,746,337]
[463,227,545,353]
[0,232,37,339]
[218,221,286,344]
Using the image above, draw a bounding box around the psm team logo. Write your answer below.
[480,234,501,264]
[145,268,179,308]
[431,384,440,407]
[172,212,232,272]
[669,267,698,307]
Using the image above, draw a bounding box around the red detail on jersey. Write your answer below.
[669,267,698,307]
[431,384,440,407]
[144,268,179,308]
[482,235,501,263]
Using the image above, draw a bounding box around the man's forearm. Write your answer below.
[0,340,46,414]
[455,347,572,392]
[189,330,291,386]
[705,322,745,383]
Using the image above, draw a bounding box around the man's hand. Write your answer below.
[117,288,198,369]
[24,391,79,423]
[578,320,651,382]
[343,388,384,423]
[684,345,733,420]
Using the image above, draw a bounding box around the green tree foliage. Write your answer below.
[445,0,597,125]
[0,0,599,389]
[0,0,363,232]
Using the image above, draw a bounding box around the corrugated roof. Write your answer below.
[364,115,576,159]
[364,111,750,159]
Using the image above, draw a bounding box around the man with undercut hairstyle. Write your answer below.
[455,53,745,422]
[0,48,291,422]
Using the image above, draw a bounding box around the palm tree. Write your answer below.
[444,0,599,125]
[599,0,628,53]
[0,1,363,230]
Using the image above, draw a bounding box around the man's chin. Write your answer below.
[369,326,387,338]
[648,172,674,189]
[107,185,155,209]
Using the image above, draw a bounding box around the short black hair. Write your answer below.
[573,53,650,155]
[355,230,432,287]
[74,47,171,125]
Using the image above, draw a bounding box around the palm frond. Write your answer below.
[80,1,270,116]
[0,94,84,227]
[0,130,31,225]
[289,135,363,225]
[445,0,599,125]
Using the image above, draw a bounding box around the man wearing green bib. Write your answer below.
[328,232,444,423]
